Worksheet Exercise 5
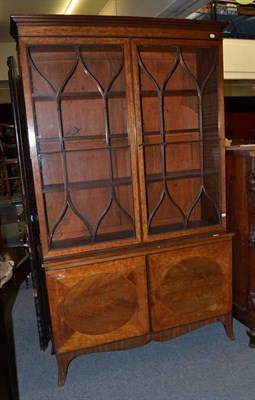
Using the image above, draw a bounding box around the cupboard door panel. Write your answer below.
[147,239,232,332]
[46,256,149,353]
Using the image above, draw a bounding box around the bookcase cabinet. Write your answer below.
[226,147,255,347]
[10,15,233,386]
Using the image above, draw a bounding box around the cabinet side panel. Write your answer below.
[226,151,250,307]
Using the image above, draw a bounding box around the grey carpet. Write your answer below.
[13,282,255,400]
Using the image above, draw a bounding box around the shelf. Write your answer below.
[140,89,198,97]
[37,133,128,142]
[149,219,215,235]
[43,176,132,193]
[143,129,199,136]
[37,134,129,153]
[32,91,126,101]
[145,169,219,183]
[142,138,220,147]
[39,145,130,155]
[50,228,135,249]
[142,130,219,139]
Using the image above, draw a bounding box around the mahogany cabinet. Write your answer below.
[10,15,233,385]
[226,146,255,347]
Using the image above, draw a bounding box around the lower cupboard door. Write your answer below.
[147,239,232,333]
[46,256,149,353]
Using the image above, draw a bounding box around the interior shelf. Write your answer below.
[142,129,199,136]
[140,89,198,97]
[145,169,219,183]
[37,133,128,143]
[50,228,135,248]
[32,91,126,101]
[42,176,133,193]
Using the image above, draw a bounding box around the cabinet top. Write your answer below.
[10,14,227,41]
[226,145,255,157]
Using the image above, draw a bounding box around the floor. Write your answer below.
[12,284,255,400]
[0,194,30,400]
[2,194,255,400]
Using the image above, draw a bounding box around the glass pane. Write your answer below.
[138,44,221,236]
[62,98,105,139]
[28,43,135,249]
[29,45,76,93]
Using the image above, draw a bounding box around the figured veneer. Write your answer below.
[147,240,232,332]
[46,256,149,355]
[62,273,138,335]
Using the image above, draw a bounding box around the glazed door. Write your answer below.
[132,40,225,241]
[22,39,141,257]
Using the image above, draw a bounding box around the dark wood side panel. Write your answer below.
[226,148,255,347]
[226,150,250,308]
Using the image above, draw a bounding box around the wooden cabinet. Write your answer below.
[11,15,233,385]
[226,147,255,347]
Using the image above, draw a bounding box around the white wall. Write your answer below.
[0,42,17,81]
[99,0,209,17]
[99,0,116,14]
[223,39,255,80]
[0,42,17,103]
[99,0,179,16]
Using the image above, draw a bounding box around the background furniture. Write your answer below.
[0,123,20,199]
[11,15,233,386]
[226,146,255,347]
[225,97,255,145]
[0,247,30,400]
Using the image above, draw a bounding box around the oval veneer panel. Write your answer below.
[158,256,223,314]
[62,272,138,335]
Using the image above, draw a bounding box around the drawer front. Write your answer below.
[46,256,149,353]
[147,239,232,332]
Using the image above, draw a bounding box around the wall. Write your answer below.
[0,42,16,80]
[0,41,17,104]
[100,0,177,16]
[223,39,255,80]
